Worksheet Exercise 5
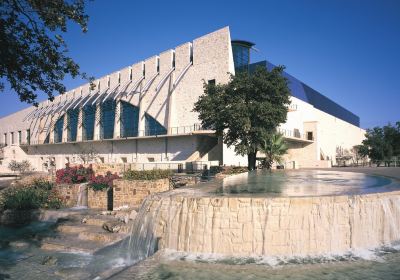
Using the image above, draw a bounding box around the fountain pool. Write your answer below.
[1,169,400,279]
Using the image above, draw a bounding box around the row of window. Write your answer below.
[2,130,30,146]
[46,101,166,144]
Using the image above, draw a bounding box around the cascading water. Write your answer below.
[121,194,164,265]
[76,183,88,208]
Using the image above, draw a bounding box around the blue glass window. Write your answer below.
[145,114,167,136]
[120,101,139,138]
[101,100,116,139]
[232,45,250,71]
[83,104,96,140]
[54,116,64,143]
[67,108,79,142]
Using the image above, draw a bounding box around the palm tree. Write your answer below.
[259,133,288,170]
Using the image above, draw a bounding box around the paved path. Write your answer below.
[326,167,400,180]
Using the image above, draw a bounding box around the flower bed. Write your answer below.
[56,164,94,184]
[89,172,120,191]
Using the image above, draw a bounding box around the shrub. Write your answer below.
[8,160,32,173]
[56,163,94,184]
[89,172,120,191]
[0,185,63,211]
[123,169,172,181]
[31,178,54,190]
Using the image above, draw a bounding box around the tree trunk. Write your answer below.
[247,152,257,171]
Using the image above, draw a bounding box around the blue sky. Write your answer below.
[1,0,399,128]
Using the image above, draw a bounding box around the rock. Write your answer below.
[115,212,129,224]
[9,241,29,248]
[55,267,91,279]
[41,255,58,265]
[81,217,87,223]
[129,209,138,221]
[102,221,121,233]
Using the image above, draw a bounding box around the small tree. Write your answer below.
[259,133,288,170]
[77,145,98,164]
[351,145,369,166]
[194,66,291,170]
[8,160,31,174]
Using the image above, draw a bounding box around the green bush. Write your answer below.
[0,186,63,211]
[123,169,172,181]
[31,178,54,190]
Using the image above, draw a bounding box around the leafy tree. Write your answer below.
[351,145,369,166]
[0,0,91,105]
[361,122,400,166]
[259,133,288,170]
[194,66,291,170]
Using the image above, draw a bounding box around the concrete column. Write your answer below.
[137,83,145,136]
[77,108,84,141]
[62,113,68,142]
[114,101,121,138]
[94,103,101,140]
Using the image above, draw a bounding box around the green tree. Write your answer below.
[0,0,91,105]
[362,122,400,166]
[194,66,291,170]
[259,133,288,170]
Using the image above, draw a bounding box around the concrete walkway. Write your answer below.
[322,167,400,180]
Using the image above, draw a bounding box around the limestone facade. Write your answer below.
[0,26,364,171]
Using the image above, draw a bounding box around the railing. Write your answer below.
[277,127,314,141]
[20,123,210,146]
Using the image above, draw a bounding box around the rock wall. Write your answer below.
[54,184,81,207]
[143,191,400,257]
[88,188,109,210]
[113,179,170,209]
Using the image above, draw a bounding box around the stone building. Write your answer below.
[0,27,365,172]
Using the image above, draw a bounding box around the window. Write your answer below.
[208,79,216,86]
[11,132,14,145]
[18,131,21,145]
[3,133,7,146]
[54,116,64,143]
[307,131,314,141]
[26,129,30,145]
[129,67,132,80]
[67,108,79,142]
[144,113,167,136]
[147,157,155,162]
[100,99,116,139]
[120,101,139,138]
[156,56,160,73]
[172,51,175,68]
[83,104,96,140]
[143,63,146,78]
[189,43,193,63]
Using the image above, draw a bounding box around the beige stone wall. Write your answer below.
[54,184,80,207]
[142,191,400,257]
[113,178,170,209]
[88,188,109,210]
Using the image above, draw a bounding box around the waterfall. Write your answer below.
[76,183,88,208]
[123,194,163,265]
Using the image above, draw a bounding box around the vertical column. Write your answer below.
[77,108,84,141]
[49,116,55,143]
[114,100,121,138]
[62,113,68,142]
[94,103,101,140]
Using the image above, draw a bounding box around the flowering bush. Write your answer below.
[89,172,120,191]
[56,163,94,184]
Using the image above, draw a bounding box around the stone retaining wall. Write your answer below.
[143,191,400,257]
[54,184,81,207]
[113,178,170,209]
[88,188,109,210]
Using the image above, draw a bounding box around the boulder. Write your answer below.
[102,221,121,233]
[41,255,58,265]
[129,209,138,221]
